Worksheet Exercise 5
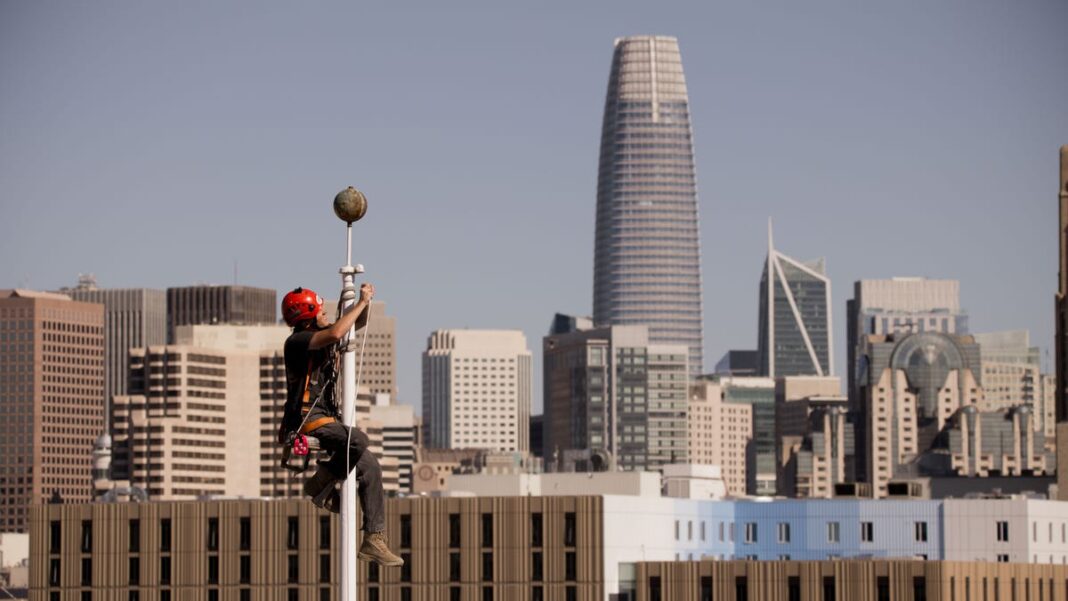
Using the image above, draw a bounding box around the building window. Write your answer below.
[449,552,461,582]
[367,562,379,583]
[288,517,300,550]
[288,589,298,601]
[288,554,299,583]
[650,576,662,601]
[532,586,544,601]
[129,556,140,585]
[401,514,412,549]
[49,559,60,586]
[778,522,791,543]
[240,517,252,551]
[450,588,461,601]
[482,513,493,547]
[207,518,219,551]
[532,552,543,581]
[564,512,576,547]
[531,513,543,548]
[449,514,461,548]
[688,520,693,541]
[915,521,928,543]
[49,521,61,554]
[877,576,890,601]
[81,557,92,586]
[701,521,707,541]
[129,592,140,601]
[160,591,170,601]
[400,588,412,601]
[482,551,493,581]
[160,519,172,552]
[736,576,749,601]
[997,521,1010,542]
[81,592,91,601]
[827,521,840,543]
[368,590,379,601]
[160,557,171,585]
[997,554,1010,563]
[861,521,874,543]
[401,554,412,583]
[241,555,251,584]
[566,586,577,601]
[565,551,577,581]
[675,520,680,541]
[789,576,801,601]
[207,556,219,585]
[81,520,93,553]
[208,591,218,601]
[745,522,758,544]
[914,577,927,601]
[319,553,330,583]
[129,519,141,553]
[482,586,493,601]
[318,588,329,601]
[823,576,836,601]
[700,576,713,601]
[319,516,331,550]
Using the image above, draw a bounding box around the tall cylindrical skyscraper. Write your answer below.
[593,36,704,373]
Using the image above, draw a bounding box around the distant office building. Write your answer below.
[322,300,397,400]
[544,323,689,471]
[62,275,166,404]
[847,278,967,401]
[368,403,419,493]
[757,224,832,378]
[712,350,759,377]
[1059,145,1068,501]
[687,382,752,495]
[111,345,262,499]
[854,332,1051,496]
[694,376,776,495]
[0,290,104,532]
[973,330,1056,442]
[165,285,275,342]
[592,36,705,374]
[548,313,593,336]
[775,376,852,498]
[422,330,532,453]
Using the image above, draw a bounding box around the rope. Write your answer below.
[345,295,372,523]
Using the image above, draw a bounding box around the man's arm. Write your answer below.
[309,283,375,350]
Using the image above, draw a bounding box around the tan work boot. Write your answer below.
[303,467,339,511]
[358,532,404,567]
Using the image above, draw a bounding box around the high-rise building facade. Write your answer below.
[687,381,751,495]
[592,35,705,374]
[543,323,689,472]
[847,277,967,400]
[322,300,397,401]
[973,330,1056,443]
[422,330,532,453]
[165,285,276,343]
[757,225,832,378]
[368,403,419,494]
[775,376,852,498]
[0,290,104,532]
[62,276,166,405]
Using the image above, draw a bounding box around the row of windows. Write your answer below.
[673,519,931,545]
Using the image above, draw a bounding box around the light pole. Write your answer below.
[333,186,368,601]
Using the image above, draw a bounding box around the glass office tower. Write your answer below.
[757,223,833,377]
[593,36,705,374]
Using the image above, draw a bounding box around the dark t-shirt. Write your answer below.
[282,329,339,433]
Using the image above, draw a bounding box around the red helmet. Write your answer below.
[282,287,323,327]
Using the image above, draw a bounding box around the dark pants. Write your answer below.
[310,421,385,533]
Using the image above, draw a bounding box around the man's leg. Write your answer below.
[352,447,385,533]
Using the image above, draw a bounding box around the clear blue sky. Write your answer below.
[3,2,1066,413]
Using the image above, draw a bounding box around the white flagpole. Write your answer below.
[334,186,367,601]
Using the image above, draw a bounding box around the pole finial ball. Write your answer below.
[333,186,368,223]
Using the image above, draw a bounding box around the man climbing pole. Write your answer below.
[279,284,403,568]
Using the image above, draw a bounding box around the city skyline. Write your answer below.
[2,3,1067,413]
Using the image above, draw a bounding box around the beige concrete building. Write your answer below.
[687,382,751,496]
[112,345,262,499]
[423,330,532,453]
[775,377,851,498]
[368,402,419,493]
[633,559,1068,601]
[113,324,398,500]
[321,301,397,401]
[0,290,104,532]
[974,330,1056,444]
